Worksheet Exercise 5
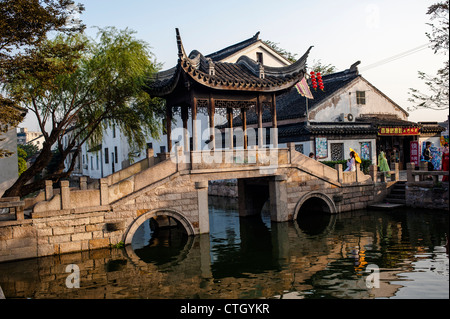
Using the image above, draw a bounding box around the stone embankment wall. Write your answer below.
[405,162,449,211]
[406,182,449,210]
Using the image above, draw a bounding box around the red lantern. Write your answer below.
[317,72,323,91]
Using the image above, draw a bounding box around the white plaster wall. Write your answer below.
[0,128,19,197]
[221,42,290,67]
[310,78,408,123]
[316,138,377,164]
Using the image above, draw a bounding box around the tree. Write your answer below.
[2,27,164,198]
[0,0,84,157]
[408,1,449,111]
[17,146,27,175]
[310,59,337,75]
[263,40,298,63]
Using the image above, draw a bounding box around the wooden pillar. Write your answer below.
[271,93,278,148]
[192,96,198,151]
[166,104,172,153]
[241,108,247,149]
[257,95,263,147]
[209,96,215,150]
[227,107,234,149]
[181,106,189,152]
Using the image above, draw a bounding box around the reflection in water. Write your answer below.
[131,219,190,266]
[0,196,448,299]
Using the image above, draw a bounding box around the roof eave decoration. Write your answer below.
[146,29,313,95]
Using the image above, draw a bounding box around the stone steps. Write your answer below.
[384,181,406,205]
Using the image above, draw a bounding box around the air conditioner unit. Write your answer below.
[347,113,354,122]
[338,113,355,122]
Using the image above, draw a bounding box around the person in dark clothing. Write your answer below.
[423,141,434,171]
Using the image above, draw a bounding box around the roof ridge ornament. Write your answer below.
[207,58,215,76]
[175,28,187,60]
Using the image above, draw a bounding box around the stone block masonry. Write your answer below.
[0,207,113,263]
[0,147,401,263]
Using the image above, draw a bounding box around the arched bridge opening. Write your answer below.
[123,209,195,250]
[294,192,337,236]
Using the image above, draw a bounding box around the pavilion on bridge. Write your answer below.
[145,28,312,152]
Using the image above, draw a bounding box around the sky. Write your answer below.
[22,0,449,130]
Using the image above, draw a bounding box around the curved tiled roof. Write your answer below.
[146,29,311,96]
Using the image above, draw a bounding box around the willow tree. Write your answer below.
[0,0,84,158]
[2,27,164,198]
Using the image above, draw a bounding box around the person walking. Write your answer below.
[344,151,357,172]
[378,151,391,178]
[423,141,434,171]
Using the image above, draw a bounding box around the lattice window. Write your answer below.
[356,91,366,105]
[330,143,344,161]
[295,144,304,154]
[215,100,256,109]
[197,99,209,108]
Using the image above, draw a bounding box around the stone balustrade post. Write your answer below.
[147,148,154,167]
[79,176,87,190]
[355,163,362,182]
[60,180,71,210]
[406,162,415,183]
[287,142,295,164]
[100,178,109,206]
[394,163,399,181]
[369,164,378,183]
[45,180,53,201]
[419,161,428,181]
[335,164,343,183]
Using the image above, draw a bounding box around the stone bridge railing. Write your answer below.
[405,162,449,211]
[3,144,378,222]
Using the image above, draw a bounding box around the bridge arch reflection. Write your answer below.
[123,209,196,246]
[293,192,337,236]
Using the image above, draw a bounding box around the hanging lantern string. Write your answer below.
[309,71,324,91]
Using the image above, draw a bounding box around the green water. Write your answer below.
[0,196,448,299]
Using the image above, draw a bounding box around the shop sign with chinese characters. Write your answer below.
[410,141,420,166]
[378,127,419,136]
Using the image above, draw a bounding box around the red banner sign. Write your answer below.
[378,127,419,136]
[410,141,420,166]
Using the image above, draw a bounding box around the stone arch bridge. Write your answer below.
[1,144,389,262]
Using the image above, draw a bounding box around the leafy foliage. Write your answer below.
[408,1,449,111]
[320,159,372,175]
[262,40,298,63]
[0,0,84,158]
[2,27,164,198]
[17,146,27,175]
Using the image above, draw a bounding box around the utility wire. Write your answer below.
[359,43,430,72]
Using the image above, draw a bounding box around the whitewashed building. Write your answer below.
[67,31,445,179]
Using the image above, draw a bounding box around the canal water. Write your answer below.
[0,196,448,299]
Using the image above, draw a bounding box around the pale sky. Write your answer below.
[22,0,449,130]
